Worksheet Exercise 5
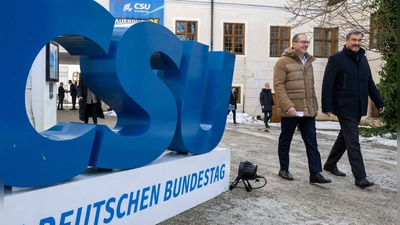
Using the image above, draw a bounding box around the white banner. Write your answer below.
[5,148,230,225]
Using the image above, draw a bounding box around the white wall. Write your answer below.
[27,46,57,132]
[27,45,81,132]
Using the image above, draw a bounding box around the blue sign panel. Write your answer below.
[110,0,164,24]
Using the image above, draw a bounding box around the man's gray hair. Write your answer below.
[345,29,364,39]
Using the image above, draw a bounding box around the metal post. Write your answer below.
[242,95,245,113]
[210,0,214,51]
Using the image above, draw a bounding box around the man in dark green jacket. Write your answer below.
[321,29,385,189]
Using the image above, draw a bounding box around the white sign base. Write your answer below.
[4,148,230,225]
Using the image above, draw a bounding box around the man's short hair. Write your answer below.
[345,29,364,39]
[292,33,306,42]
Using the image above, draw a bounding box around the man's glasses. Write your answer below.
[294,41,310,45]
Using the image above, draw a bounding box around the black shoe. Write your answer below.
[278,170,293,181]
[233,122,238,124]
[323,165,346,176]
[310,173,332,183]
[355,178,374,188]
[265,123,270,128]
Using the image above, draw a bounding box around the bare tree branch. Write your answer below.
[283,0,396,55]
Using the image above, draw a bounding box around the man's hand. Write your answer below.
[286,107,296,116]
[379,107,385,113]
[323,112,332,117]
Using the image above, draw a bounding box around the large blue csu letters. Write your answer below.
[161,42,236,154]
[2,1,115,188]
[1,0,235,188]
[79,23,182,169]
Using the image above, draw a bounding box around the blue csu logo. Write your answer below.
[2,0,235,188]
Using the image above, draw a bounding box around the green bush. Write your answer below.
[359,126,397,140]
[369,0,397,133]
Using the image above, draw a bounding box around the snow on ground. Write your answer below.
[104,110,396,148]
[227,112,397,147]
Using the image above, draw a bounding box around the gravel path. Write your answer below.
[160,122,397,225]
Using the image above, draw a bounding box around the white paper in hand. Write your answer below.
[296,111,304,117]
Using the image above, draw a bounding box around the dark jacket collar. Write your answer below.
[343,45,365,57]
[262,88,271,92]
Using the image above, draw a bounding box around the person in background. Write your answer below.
[321,29,385,189]
[273,33,331,184]
[68,80,77,110]
[228,87,238,124]
[259,82,274,131]
[57,82,65,110]
[77,77,104,124]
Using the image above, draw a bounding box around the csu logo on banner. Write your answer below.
[2,0,235,188]
[123,3,133,12]
[134,3,151,10]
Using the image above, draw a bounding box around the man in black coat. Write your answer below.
[321,29,385,189]
[227,87,238,124]
[57,82,65,110]
[259,82,274,130]
[68,80,77,110]
[77,77,104,124]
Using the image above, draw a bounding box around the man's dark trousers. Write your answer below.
[278,116,322,174]
[325,116,366,178]
[71,94,77,109]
